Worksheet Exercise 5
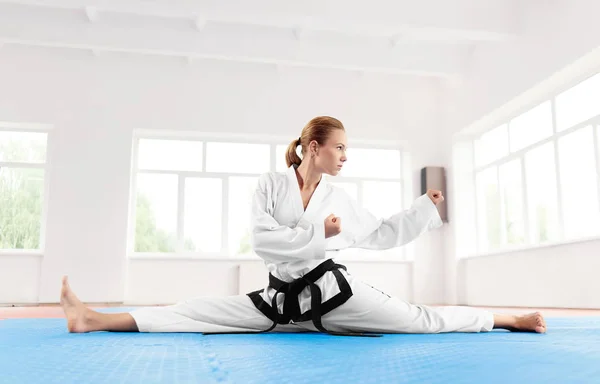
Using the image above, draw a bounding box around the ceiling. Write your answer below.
[0,0,521,79]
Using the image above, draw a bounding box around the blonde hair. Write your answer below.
[285,116,345,167]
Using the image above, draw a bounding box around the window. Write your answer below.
[557,126,600,239]
[476,167,500,252]
[207,142,270,174]
[228,176,259,255]
[525,142,560,243]
[474,157,528,252]
[555,73,600,131]
[138,139,203,171]
[130,136,409,259]
[132,139,270,255]
[184,178,222,252]
[474,124,508,167]
[134,173,178,252]
[509,101,553,152]
[452,141,477,258]
[457,71,600,257]
[499,159,525,245]
[0,129,49,250]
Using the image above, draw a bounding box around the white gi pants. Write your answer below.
[130,273,494,334]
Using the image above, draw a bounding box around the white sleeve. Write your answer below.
[351,194,443,250]
[250,174,326,263]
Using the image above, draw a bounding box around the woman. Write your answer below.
[60,116,546,335]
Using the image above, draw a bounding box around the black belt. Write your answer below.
[205,259,380,337]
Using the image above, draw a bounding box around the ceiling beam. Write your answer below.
[1,38,463,78]
[0,0,519,43]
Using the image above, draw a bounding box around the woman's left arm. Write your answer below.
[350,193,443,250]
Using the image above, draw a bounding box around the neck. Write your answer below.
[295,161,321,190]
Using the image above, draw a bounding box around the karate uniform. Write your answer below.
[130,165,494,334]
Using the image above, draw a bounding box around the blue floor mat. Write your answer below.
[1,316,599,383]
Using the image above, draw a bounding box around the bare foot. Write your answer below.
[60,276,93,333]
[511,312,547,333]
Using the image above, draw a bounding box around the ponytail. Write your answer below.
[285,137,302,167]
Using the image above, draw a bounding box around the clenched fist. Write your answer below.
[427,189,444,205]
[324,213,342,238]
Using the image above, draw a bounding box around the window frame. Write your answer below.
[128,130,411,261]
[0,122,53,255]
[463,77,600,258]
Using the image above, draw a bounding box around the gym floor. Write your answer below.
[2,305,599,383]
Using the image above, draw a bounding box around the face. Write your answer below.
[312,129,348,176]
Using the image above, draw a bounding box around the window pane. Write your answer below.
[184,178,222,252]
[509,101,553,152]
[476,167,500,251]
[525,143,559,243]
[229,176,259,255]
[341,148,401,179]
[134,173,178,252]
[362,181,402,219]
[206,142,270,174]
[0,131,47,163]
[558,126,600,239]
[0,168,44,249]
[499,159,525,245]
[329,182,358,201]
[556,73,600,131]
[138,139,203,171]
[474,125,508,167]
[452,141,477,258]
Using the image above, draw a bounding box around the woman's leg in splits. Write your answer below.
[299,277,547,334]
[60,276,303,334]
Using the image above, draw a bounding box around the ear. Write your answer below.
[309,140,319,157]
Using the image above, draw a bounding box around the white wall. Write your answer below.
[445,0,600,308]
[449,0,600,135]
[0,255,41,303]
[0,45,441,305]
[127,259,414,305]
[458,239,600,308]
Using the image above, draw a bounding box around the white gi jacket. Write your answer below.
[250,164,443,316]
